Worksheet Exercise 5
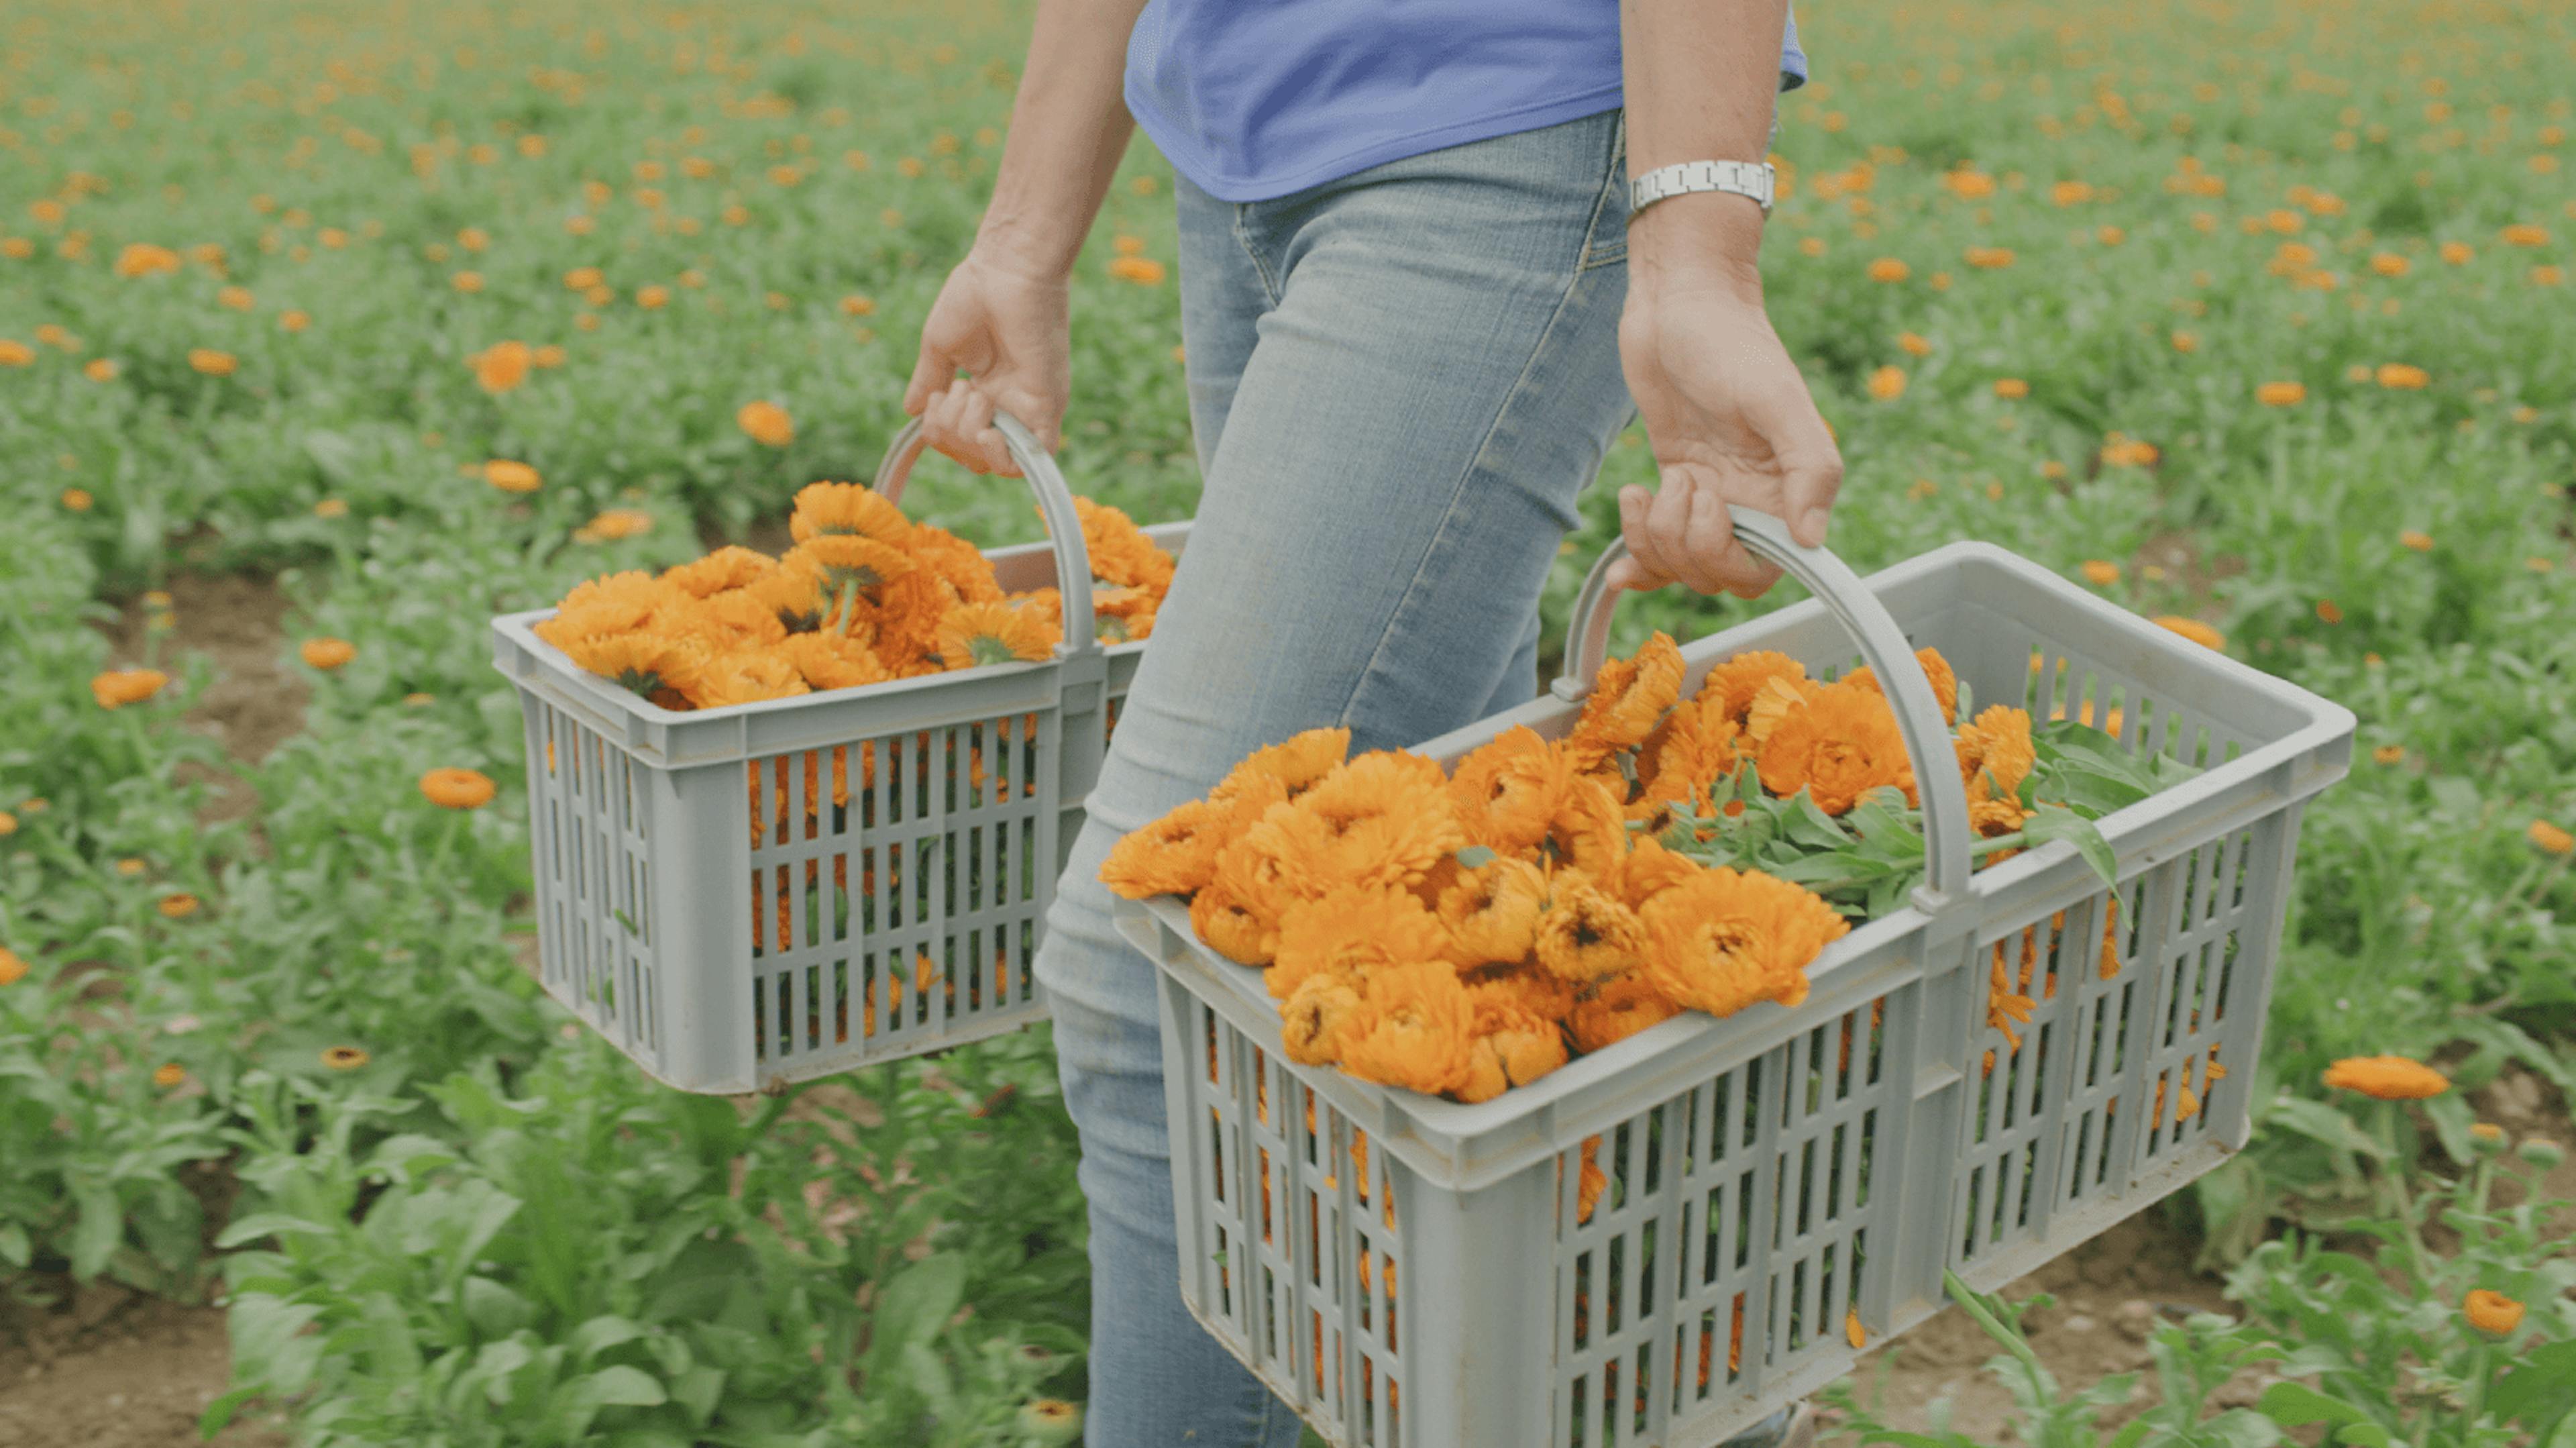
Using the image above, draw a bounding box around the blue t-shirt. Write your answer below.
[1127,3,1807,203]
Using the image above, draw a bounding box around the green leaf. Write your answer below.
[213,1212,337,1249]
[2257,1381,2369,1427]
[68,1184,121,1280]
[872,1252,967,1357]
[2332,1426,2393,1447]
[2491,1339,2576,1433]
[0,1222,31,1268]
[2203,1407,2286,1447]
[580,1364,669,1407]
[571,1314,652,1363]
[2021,805,2119,884]
[1454,845,1497,870]
[670,1363,726,1428]
[2264,1097,2392,1161]
[462,1276,536,1338]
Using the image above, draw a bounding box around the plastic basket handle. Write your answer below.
[869,411,1100,660]
[1551,511,1975,910]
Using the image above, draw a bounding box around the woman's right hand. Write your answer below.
[902,246,1073,476]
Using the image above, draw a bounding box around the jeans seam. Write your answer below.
[1232,201,1285,308]
[1332,150,1623,730]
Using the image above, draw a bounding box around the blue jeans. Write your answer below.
[1037,108,1794,1448]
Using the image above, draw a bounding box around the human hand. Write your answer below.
[1611,227,1843,597]
[902,246,1072,476]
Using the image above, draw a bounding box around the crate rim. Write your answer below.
[1119,534,2355,1193]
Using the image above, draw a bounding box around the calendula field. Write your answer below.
[3,0,2574,1443]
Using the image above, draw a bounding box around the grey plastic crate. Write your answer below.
[491,415,1129,1094]
[1116,513,2353,1448]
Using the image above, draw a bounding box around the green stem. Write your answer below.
[2377,1100,2436,1289]
[833,580,859,638]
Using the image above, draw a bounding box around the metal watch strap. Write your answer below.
[1628,160,1777,217]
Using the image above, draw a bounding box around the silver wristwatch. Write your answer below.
[1629,160,1777,218]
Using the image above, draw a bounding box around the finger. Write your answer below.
[1761,391,1845,550]
[1679,482,1749,595]
[924,384,993,474]
[904,340,955,418]
[951,388,1018,476]
[1617,485,1674,590]
[1641,476,1695,592]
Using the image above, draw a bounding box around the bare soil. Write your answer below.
[1827,1210,2233,1442]
[99,572,308,822]
[0,1277,288,1448]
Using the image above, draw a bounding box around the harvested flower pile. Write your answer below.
[534,481,1173,709]
[1104,634,2191,1103]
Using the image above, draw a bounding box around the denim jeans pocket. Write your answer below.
[1577,110,1629,272]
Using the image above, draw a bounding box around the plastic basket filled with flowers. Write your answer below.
[492,414,1185,1092]
[1111,512,2354,1448]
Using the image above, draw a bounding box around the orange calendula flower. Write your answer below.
[1640,866,1849,1017]
[158,893,199,919]
[300,637,356,670]
[1533,878,1648,984]
[1867,365,1907,400]
[1268,884,1449,1001]
[114,242,184,278]
[2080,560,2120,586]
[1866,257,1910,283]
[1568,631,1683,764]
[1447,726,1576,852]
[188,348,237,376]
[1955,705,2036,805]
[1214,727,1351,803]
[1992,378,2029,399]
[1437,856,1550,968]
[661,546,776,599]
[2321,1055,2449,1100]
[2153,616,2224,650]
[321,1045,370,1070]
[484,459,541,493]
[2377,364,2430,390]
[153,1062,186,1088]
[1336,961,1479,1097]
[92,668,171,709]
[419,768,497,810]
[791,480,912,546]
[2526,819,2573,856]
[1839,647,1960,724]
[1108,255,1166,285]
[1280,972,1369,1066]
[1576,1137,1609,1223]
[470,340,533,393]
[1102,796,1242,900]
[737,399,794,446]
[2463,1290,2524,1335]
[1456,1000,1570,1104]
[1073,497,1178,594]
[0,947,25,986]
[937,602,1055,668]
[2255,380,2306,407]
[1757,680,1915,815]
[1190,876,1277,966]
[1696,650,1809,725]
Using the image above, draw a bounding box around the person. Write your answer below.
[904,1,1839,1443]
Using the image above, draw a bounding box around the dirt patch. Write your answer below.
[0,1276,288,1448]
[99,572,308,823]
[2130,529,2247,618]
[1827,1210,2231,1441]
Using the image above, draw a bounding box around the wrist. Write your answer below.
[971,212,1083,285]
[1625,191,1768,301]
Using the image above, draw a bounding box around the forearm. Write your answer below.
[1619,0,1787,298]
[975,0,1150,278]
